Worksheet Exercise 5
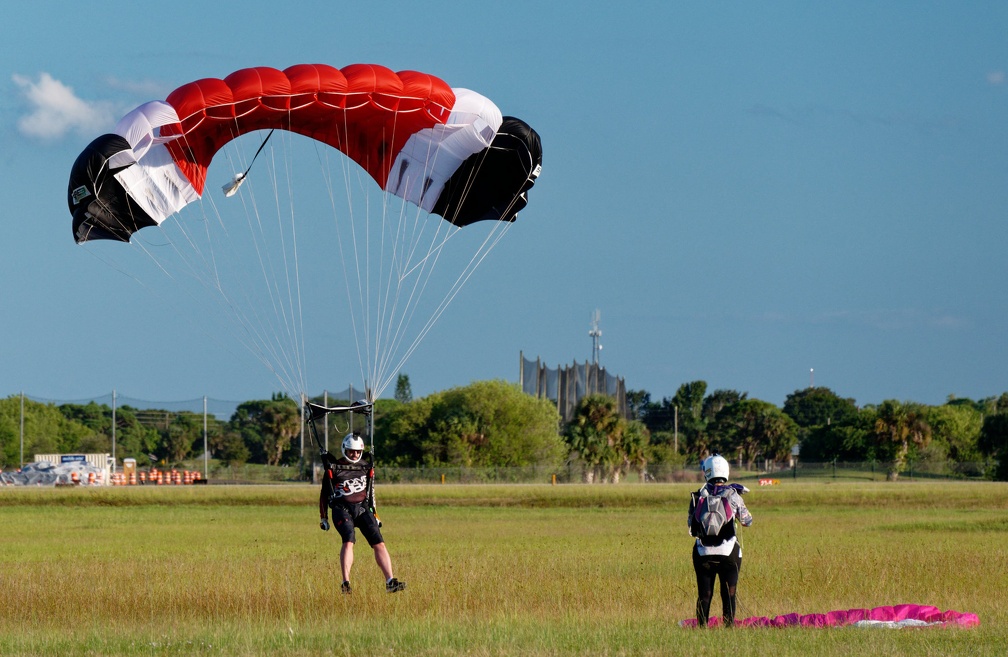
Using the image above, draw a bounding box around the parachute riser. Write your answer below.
[304,399,374,458]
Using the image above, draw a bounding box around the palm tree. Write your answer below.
[873,400,932,480]
[620,420,651,481]
[262,398,301,466]
[565,395,623,483]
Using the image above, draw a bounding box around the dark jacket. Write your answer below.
[319,452,373,519]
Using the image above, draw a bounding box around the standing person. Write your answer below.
[687,454,752,627]
[320,433,406,594]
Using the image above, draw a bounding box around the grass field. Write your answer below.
[0,481,1005,656]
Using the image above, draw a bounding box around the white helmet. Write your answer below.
[341,433,365,463]
[702,454,730,483]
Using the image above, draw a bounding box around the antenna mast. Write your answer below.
[589,309,602,365]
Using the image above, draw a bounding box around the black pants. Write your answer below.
[692,542,742,627]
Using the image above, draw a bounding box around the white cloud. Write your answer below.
[987,70,1005,86]
[811,308,969,331]
[12,72,116,140]
[104,75,169,98]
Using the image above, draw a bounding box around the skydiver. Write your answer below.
[320,433,406,594]
[687,454,753,627]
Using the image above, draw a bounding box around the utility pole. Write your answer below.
[203,396,208,479]
[674,405,678,454]
[112,389,117,472]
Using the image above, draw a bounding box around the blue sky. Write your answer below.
[2,2,1006,409]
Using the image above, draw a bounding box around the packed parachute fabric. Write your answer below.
[680,604,980,629]
[68,63,542,243]
[0,461,106,486]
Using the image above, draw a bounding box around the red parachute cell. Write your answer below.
[160,64,455,196]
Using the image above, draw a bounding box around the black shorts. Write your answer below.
[331,502,384,546]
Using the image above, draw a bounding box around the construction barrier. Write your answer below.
[4,458,206,486]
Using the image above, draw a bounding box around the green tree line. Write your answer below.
[633,382,1008,480]
[3,378,1007,480]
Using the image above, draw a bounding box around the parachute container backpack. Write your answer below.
[67,64,543,401]
[691,487,736,546]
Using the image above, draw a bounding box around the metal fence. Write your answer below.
[643,460,993,483]
[199,459,996,485]
[519,352,629,423]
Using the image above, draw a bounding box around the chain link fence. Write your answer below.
[196,459,996,485]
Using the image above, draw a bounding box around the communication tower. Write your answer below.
[589,309,602,365]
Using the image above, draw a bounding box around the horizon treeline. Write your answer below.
[2,379,1006,480]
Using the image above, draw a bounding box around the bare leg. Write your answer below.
[372,542,394,580]
[340,542,355,582]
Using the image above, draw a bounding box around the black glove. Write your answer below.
[320,518,330,531]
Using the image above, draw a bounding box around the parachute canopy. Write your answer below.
[67,63,542,400]
[68,63,542,244]
[681,604,980,629]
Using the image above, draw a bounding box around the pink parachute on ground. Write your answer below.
[681,604,980,629]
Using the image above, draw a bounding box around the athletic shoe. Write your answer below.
[340,581,352,595]
[386,578,406,593]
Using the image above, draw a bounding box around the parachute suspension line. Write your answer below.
[370,122,456,398]
[368,144,512,398]
[91,230,278,379]
[364,123,524,398]
[84,238,275,394]
[110,186,303,399]
[270,127,310,396]
[338,106,376,393]
[218,111,532,401]
[171,130,304,397]
[370,118,412,396]
[377,124,460,377]
[371,201,417,396]
[311,118,433,400]
[203,149,307,399]
[287,131,310,398]
[217,132,306,398]
[100,142,289,387]
[378,218,513,396]
[373,110,464,397]
[141,127,311,399]
[360,129,384,396]
[314,135,372,392]
[372,141,530,396]
[372,204,455,396]
[375,169,409,395]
